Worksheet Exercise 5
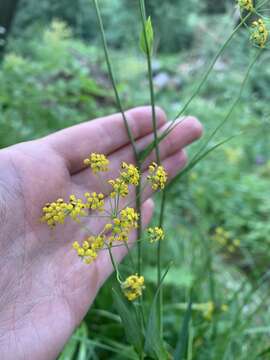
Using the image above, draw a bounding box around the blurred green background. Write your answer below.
[1,0,270,359]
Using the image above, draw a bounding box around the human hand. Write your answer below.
[0,107,202,360]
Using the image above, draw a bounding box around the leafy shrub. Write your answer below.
[0,20,111,148]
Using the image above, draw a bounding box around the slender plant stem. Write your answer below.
[188,49,262,166]
[92,0,143,279]
[138,0,165,336]
[107,245,122,284]
[92,0,138,159]
[141,12,252,153]
[173,12,251,120]
[138,1,160,164]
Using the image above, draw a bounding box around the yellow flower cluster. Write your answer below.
[110,207,139,243]
[251,19,269,48]
[147,162,168,191]
[69,195,87,221]
[238,0,253,11]
[72,235,105,264]
[108,162,140,198]
[108,178,129,198]
[122,274,145,301]
[84,153,109,173]
[84,192,104,211]
[41,196,86,227]
[42,198,70,227]
[212,227,241,253]
[196,302,228,321]
[202,301,215,321]
[120,162,140,185]
[147,226,165,243]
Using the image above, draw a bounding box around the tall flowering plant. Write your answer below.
[41,0,269,358]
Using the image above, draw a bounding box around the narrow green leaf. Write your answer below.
[140,16,154,55]
[144,264,171,360]
[112,288,143,354]
[77,322,88,360]
[174,298,193,360]
[58,322,88,360]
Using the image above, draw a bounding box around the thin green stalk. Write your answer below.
[157,190,166,335]
[138,0,160,164]
[92,0,143,278]
[189,48,262,166]
[124,241,136,271]
[173,12,251,120]
[107,245,122,284]
[141,11,252,154]
[92,0,138,159]
[138,0,164,336]
[136,172,143,275]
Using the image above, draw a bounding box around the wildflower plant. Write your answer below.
[40,0,270,358]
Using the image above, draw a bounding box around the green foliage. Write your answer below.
[0,20,111,148]
[12,0,204,53]
[2,2,270,359]
[142,0,203,52]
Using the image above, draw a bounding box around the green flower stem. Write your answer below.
[138,0,160,164]
[138,0,165,336]
[173,12,251,121]
[188,48,262,167]
[124,241,136,271]
[107,245,122,284]
[154,12,252,144]
[92,0,143,279]
[92,0,138,160]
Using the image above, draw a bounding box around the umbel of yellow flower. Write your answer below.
[238,0,253,12]
[147,227,165,243]
[72,235,105,264]
[251,19,269,48]
[84,153,109,173]
[199,301,215,321]
[120,162,140,185]
[84,192,104,211]
[108,178,129,198]
[41,195,86,227]
[122,274,145,301]
[110,207,139,243]
[147,162,168,190]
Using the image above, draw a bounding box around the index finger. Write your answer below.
[42,106,166,174]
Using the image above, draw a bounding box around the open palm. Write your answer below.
[0,107,202,360]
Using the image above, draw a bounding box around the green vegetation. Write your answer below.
[1,0,270,358]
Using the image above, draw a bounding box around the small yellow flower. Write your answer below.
[212,227,229,246]
[72,236,104,264]
[238,0,254,12]
[221,304,229,312]
[41,198,69,227]
[119,207,139,231]
[202,302,215,321]
[122,274,145,301]
[109,207,139,243]
[108,178,129,198]
[251,19,268,48]
[69,195,87,221]
[120,162,140,185]
[147,227,165,243]
[147,162,168,190]
[84,192,104,211]
[228,245,236,253]
[233,239,241,247]
[84,153,109,173]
